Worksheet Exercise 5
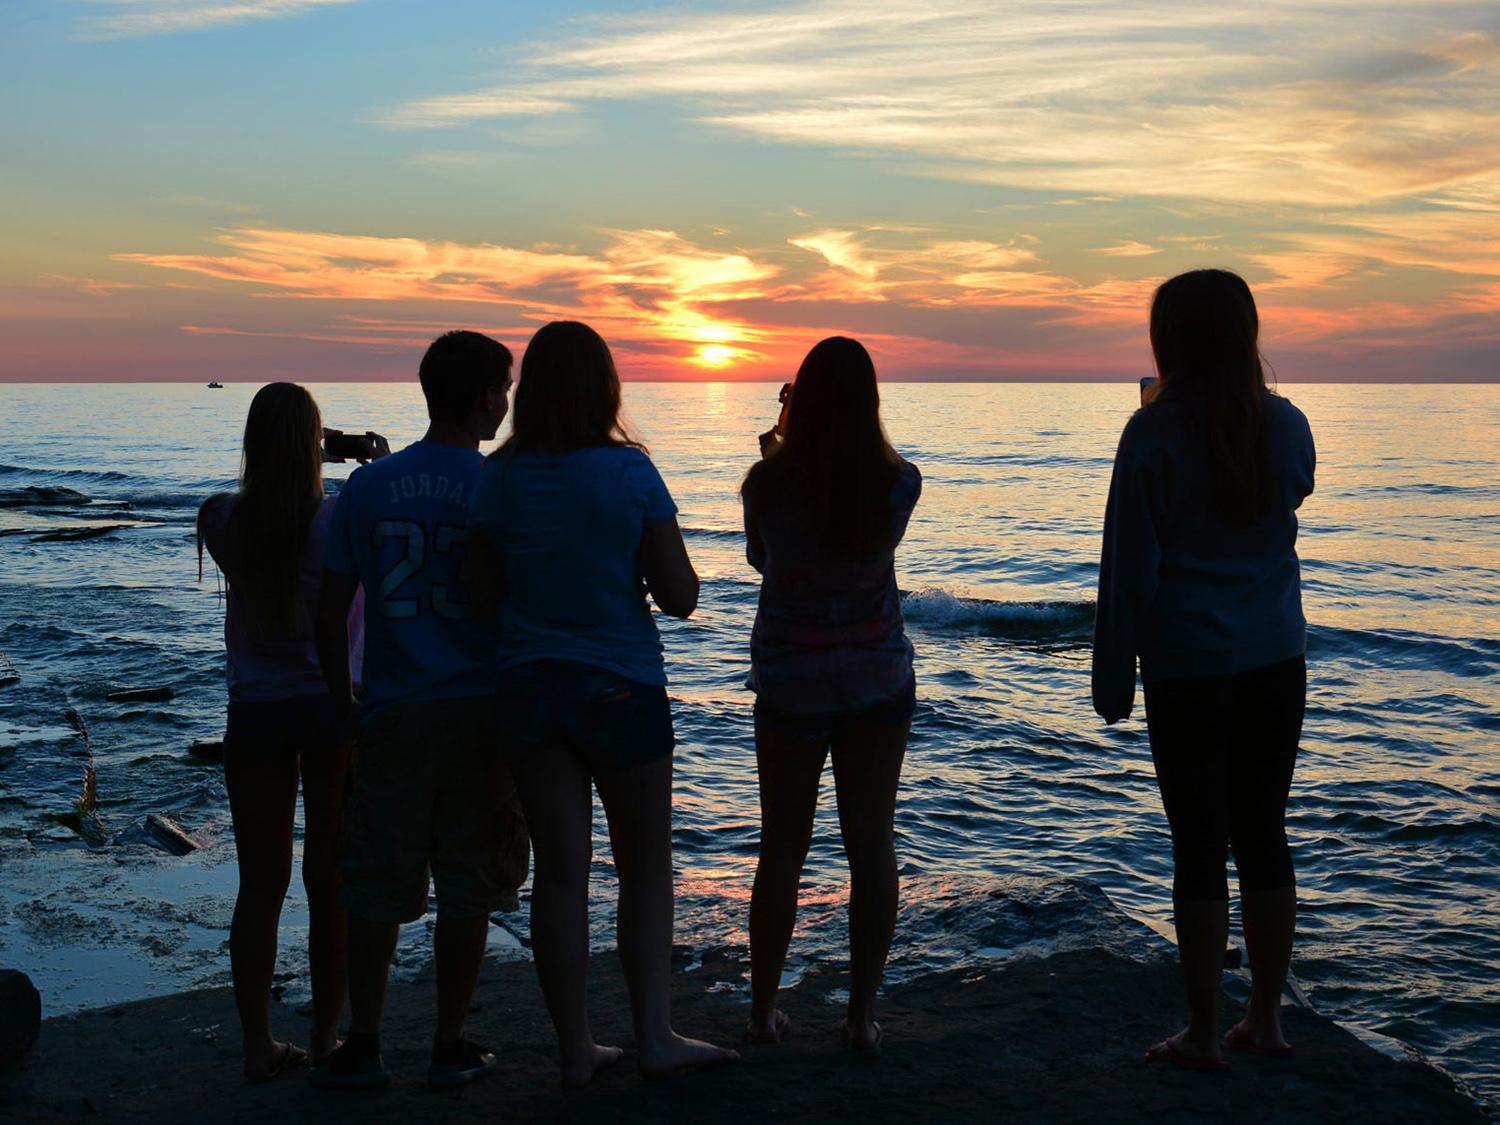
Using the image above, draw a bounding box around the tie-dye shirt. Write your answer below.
[745,460,921,715]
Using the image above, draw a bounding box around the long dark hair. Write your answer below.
[198,382,324,637]
[1148,269,1274,525]
[742,336,903,557]
[499,321,642,455]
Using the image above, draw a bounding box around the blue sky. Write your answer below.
[2,0,1498,380]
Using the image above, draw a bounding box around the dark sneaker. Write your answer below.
[427,1039,498,1090]
[310,1039,391,1090]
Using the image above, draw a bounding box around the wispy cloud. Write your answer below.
[384,1,1500,208]
[1094,241,1161,258]
[78,0,357,40]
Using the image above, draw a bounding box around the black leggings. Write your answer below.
[1143,655,1305,902]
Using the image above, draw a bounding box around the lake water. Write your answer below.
[0,382,1496,1104]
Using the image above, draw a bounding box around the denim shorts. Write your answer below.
[224,692,346,757]
[754,677,917,744]
[495,660,674,771]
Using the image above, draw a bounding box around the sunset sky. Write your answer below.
[2,0,1497,381]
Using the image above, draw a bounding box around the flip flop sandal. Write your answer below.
[246,1042,307,1084]
[1145,1038,1227,1072]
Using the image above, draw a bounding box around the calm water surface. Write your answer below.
[0,382,1496,1103]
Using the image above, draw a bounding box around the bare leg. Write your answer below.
[1231,886,1295,1050]
[829,719,907,1052]
[507,746,621,1089]
[224,746,300,1079]
[595,755,738,1077]
[299,740,350,1061]
[1143,674,1234,1065]
[748,725,828,1040]
[434,913,489,1043]
[346,914,400,1036]
[1226,658,1302,1054]
[1162,898,1229,1062]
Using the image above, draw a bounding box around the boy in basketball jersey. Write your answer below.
[312,331,517,1090]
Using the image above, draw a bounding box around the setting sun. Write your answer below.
[694,344,738,369]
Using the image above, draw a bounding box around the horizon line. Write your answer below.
[3,377,1498,386]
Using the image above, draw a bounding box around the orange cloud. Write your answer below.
[115,226,787,375]
[98,204,1500,380]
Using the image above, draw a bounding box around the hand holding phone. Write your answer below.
[323,428,392,464]
[759,382,792,458]
[1139,376,1157,407]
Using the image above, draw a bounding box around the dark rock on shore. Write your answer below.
[30,525,123,543]
[0,970,41,1064]
[0,947,1485,1123]
[188,740,224,763]
[105,687,175,703]
[0,487,92,509]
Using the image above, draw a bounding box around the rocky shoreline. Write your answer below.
[1,942,1487,1123]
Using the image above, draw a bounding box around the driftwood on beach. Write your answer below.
[60,709,100,839]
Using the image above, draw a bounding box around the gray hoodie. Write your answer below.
[1091,390,1315,723]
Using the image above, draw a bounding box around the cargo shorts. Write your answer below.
[340,696,529,924]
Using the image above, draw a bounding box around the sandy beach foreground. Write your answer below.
[2,942,1485,1124]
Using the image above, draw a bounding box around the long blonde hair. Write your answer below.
[199,383,324,638]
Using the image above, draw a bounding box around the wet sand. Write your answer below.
[1,945,1485,1123]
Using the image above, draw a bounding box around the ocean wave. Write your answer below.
[681,526,743,542]
[901,588,1094,639]
[1307,624,1500,678]
[0,463,141,486]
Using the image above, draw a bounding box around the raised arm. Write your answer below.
[638,517,699,619]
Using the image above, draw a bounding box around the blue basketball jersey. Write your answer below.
[325,440,497,713]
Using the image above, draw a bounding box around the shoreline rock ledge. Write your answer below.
[0,945,1487,1122]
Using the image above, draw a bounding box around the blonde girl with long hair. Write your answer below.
[198,382,367,1082]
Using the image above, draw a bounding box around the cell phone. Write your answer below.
[1139,376,1157,406]
[323,429,375,461]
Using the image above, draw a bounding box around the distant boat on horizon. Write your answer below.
[206,382,223,389]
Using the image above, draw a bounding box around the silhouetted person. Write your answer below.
[196,383,366,1081]
[742,337,921,1056]
[468,321,738,1087]
[312,331,523,1090]
[1093,269,1316,1069]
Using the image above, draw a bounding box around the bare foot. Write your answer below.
[244,1039,307,1083]
[746,1009,790,1044]
[1224,1019,1292,1057]
[843,1019,883,1058]
[560,1043,625,1090]
[639,1033,740,1079]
